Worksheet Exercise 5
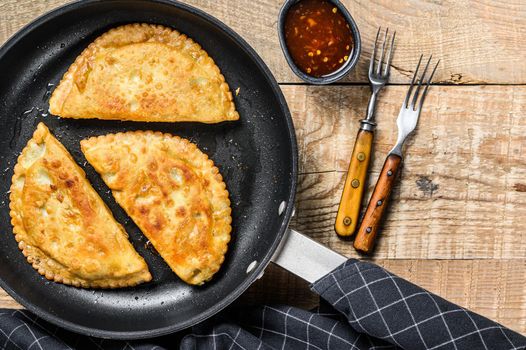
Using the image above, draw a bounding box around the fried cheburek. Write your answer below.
[49,23,239,123]
[9,123,152,288]
[81,131,232,285]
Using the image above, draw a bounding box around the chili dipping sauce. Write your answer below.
[284,0,354,77]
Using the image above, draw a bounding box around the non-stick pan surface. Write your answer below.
[0,0,297,339]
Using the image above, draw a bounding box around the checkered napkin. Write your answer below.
[0,259,524,349]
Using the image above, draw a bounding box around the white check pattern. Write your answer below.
[311,259,526,350]
[0,259,524,349]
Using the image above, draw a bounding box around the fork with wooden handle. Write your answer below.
[335,28,395,237]
[354,55,440,253]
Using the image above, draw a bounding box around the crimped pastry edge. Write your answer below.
[9,123,152,289]
[80,130,232,285]
[49,23,239,122]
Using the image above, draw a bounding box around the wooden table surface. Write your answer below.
[1,0,525,336]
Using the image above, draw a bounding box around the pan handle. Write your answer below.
[271,229,347,284]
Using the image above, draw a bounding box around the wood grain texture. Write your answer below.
[0,0,525,338]
[240,259,526,335]
[1,0,526,84]
[2,259,524,333]
[0,83,524,330]
[286,85,526,261]
[354,154,402,253]
[335,129,373,236]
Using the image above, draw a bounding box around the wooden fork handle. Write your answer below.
[354,154,402,253]
[335,129,373,236]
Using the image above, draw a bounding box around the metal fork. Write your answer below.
[335,28,396,237]
[363,27,396,131]
[354,55,440,253]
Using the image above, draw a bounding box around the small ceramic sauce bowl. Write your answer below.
[278,0,361,85]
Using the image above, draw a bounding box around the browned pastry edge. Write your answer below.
[49,23,239,122]
[80,130,232,285]
[9,123,152,288]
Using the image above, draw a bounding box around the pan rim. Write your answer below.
[0,0,298,339]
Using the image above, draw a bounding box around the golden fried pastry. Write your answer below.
[81,131,232,285]
[9,123,152,288]
[49,23,239,123]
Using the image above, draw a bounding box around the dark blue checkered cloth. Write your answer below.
[0,259,524,349]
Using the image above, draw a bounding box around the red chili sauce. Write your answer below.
[284,0,354,77]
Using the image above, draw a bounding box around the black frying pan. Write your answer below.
[0,0,298,339]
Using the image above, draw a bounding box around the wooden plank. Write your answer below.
[1,0,525,84]
[0,0,524,339]
[0,290,21,309]
[284,85,526,259]
[219,259,526,335]
[2,85,523,332]
[1,259,524,334]
[380,259,526,335]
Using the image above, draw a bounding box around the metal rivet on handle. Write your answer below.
[357,152,366,161]
[246,260,257,274]
[351,179,360,188]
[343,217,352,226]
[387,170,393,176]
[377,200,383,206]
[366,227,372,233]
[278,201,286,216]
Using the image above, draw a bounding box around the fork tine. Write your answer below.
[376,28,388,75]
[418,59,440,111]
[383,31,396,76]
[369,27,381,76]
[404,54,422,108]
[410,55,432,109]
